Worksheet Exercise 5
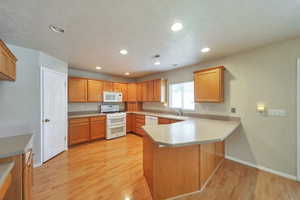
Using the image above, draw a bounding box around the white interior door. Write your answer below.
[42,68,67,162]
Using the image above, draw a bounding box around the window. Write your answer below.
[169,81,195,110]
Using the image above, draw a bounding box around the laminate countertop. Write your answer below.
[0,134,33,159]
[142,117,240,147]
[68,110,240,147]
[0,162,14,190]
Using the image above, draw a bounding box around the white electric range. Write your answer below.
[101,104,126,139]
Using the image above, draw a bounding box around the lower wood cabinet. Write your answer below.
[90,116,106,140]
[126,114,132,133]
[0,150,33,200]
[134,114,145,136]
[158,117,182,124]
[68,116,106,146]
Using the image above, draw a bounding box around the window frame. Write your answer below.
[168,81,195,111]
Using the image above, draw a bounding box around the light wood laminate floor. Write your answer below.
[33,134,300,200]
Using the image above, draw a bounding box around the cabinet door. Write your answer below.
[158,118,171,124]
[142,82,148,102]
[90,117,106,140]
[194,66,224,103]
[136,82,143,102]
[135,114,145,136]
[68,118,90,145]
[147,80,154,101]
[88,80,103,102]
[126,114,132,132]
[0,40,17,81]
[68,77,88,102]
[103,81,113,92]
[153,79,161,102]
[131,114,136,133]
[23,150,33,200]
[127,83,137,102]
[113,82,127,102]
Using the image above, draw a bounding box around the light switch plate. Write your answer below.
[268,109,287,117]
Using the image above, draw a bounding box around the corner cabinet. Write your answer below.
[194,66,224,103]
[0,40,17,81]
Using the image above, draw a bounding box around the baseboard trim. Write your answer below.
[225,155,297,181]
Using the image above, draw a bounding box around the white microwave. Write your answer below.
[103,91,123,102]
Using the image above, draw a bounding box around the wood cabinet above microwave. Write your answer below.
[0,40,17,81]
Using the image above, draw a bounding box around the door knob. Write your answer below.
[43,119,50,123]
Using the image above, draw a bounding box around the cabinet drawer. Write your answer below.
[69,118,89,124]
[90,116,106,122]
[135,114,145,120]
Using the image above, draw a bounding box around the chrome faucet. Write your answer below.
[176,109,183,116]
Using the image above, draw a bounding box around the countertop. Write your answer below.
[0,134,33,159]
[0,162,14,190]
[68,110,240,147]
[142,117,240,147]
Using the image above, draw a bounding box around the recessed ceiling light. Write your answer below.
[201,47,210,53]
[125,72,130,75]
[171,22,183,32]
[120,49,128,55]
[96,66,102,70]
[49,25,64,34]
[154,61,160,65]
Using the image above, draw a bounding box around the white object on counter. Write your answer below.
[146,116,158,126]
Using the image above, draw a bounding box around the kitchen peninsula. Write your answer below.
[142,116,240,200]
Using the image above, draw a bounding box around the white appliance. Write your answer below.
[103,91,122,102]
[145,116,158,126]
[101,104,126,139]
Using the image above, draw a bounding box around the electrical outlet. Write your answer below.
[268,109,287,117]
[231,107,236,113]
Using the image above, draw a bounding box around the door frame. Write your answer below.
[297,58,300,181]
[40,67,68,164]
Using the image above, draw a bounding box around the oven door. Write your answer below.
[106,124,126,139]
[107,115,126,126]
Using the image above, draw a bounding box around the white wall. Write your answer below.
[138,38,300,177]
[0,43,68,166]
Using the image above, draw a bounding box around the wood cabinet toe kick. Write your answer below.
[143,134,225,200]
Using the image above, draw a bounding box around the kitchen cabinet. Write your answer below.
[134,114,145,136]
[90,116,106,140]
[153,79,166,102]
[142,82,148,102]
[87,79,103,102]
[0,150,33,200]
[126,102,142,112]
[0,40,17,81]
[68,77,88,102]
[126,114,132,133]
[194,66,224,103]
[136,82,143,102]
[0,172,11,200]
[158,118,171,124]
[147,80,154,101]
[113,82,128,102]
[127,83,137,102]
[68,118,90,145]
[103,81,113,92]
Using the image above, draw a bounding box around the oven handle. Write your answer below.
[108,124,126,129]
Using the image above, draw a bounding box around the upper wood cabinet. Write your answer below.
[147,80,154,101]
[113,82,128,102]
[127,83,137,102]
[194,66,224,103]
[153,79,166,102]
[0,40,17,81]
[68,77,88,102]
[142,82,148,102]
[103,81,113,92]
[136,82,143,102]
[87,80,103,102]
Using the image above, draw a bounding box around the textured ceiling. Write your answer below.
[0,0,300,77]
